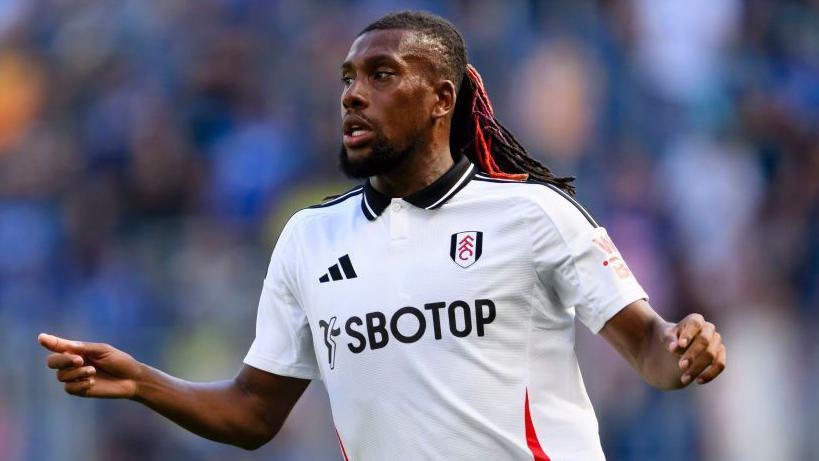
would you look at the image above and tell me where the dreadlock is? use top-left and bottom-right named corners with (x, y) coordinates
top-left (360, 11), bottom-right (576, 195)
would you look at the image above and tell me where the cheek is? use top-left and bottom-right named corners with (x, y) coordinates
top-left (375, 105), bottom-right (408, 138)
top-left (371, 80), bottom-right (432, 142)
top-left (382, 115), bottom-right (418, 148)
top-left (386, 92), bottom-right (428, 134)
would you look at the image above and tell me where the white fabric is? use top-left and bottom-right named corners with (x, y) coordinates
top-left (244, 176), bottom-right (648, 460)
top-left (244, 215), bottom-right (320, 380)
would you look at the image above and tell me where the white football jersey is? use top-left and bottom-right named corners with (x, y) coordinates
top-left (244, 156), bottom-right (648, 460)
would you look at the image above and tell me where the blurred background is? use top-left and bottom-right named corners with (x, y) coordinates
top-left (1, 0), bottom-right (817, 460)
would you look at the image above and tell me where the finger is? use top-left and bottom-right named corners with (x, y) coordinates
top-left (674, 314), bottom-right (705, 351)
top-left (681, 330), bottom-right (719, 385)
top-left (663, 326), bottom-right (679, 353)
top-left (38, 333), bottom-right (83, 354)
top-left (64, 378), bottom-right (95, 397)
top-left (74, 341), bottom-right (109, 358)
top-left (57, 366), bottom-right (96, 383)
top-left (39, 334), bottom-right (110, 360)
top-left (678, 323), bottom-right (715, 370)
top-left (696, 345), bottom-right (727, 384)
top-left (47, 353), bottom-right (84, 369)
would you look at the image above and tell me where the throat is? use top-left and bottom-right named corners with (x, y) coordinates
top-left (371, 146), bottom-right (454, 198)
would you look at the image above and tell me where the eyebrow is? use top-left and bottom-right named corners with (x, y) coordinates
top-left (341, 53), bottom-right (402, 72)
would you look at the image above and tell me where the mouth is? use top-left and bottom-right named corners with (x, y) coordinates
top-left (343, 116), bottom-right (375, 149)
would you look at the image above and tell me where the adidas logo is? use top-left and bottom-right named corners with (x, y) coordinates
top-left (319, 254), bottom-right (358, 283)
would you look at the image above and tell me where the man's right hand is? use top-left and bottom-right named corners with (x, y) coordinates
top-left (38, 332), bottom-right (310, 449)
top-left (39, 333), bottom-right (142, 399)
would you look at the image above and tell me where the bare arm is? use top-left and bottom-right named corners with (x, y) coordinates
top-left (133, 364), bottom-right (309, 449)
top-left (39, 334), bottom-right (309, 450)
top-left (599, 300), bottom-right (726, 390)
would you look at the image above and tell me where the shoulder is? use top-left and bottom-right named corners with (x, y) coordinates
top-left (305, 184), bottom-right (364, 210)
top-left (278, 184), bottom-right (363, 237)
top-left (471, 173), bottom-right (598, 232)
top-left (292, 183), bottom-right (363, 220)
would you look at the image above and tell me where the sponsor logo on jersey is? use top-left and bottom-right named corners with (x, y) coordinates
top-left (593, 235), bottom-right (632, 279)
top-left (317, 298), bottom-right (496, 370)
top-left (450, 231), bottom-right (483, 268)
top-left (318, 316), bottom-right (341, 369)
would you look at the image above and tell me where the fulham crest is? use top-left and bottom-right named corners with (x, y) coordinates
top-left (450, 231), bottom-right (483, 268)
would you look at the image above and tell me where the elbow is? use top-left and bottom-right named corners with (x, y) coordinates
top-left (237, 440), bottom-right (267, 451)
top-left (236, 433), bottom-right (273, 451)
top-left (236, 440), bottom-right (261, 451)
top-left (235, 424), bottom-right (282, 451)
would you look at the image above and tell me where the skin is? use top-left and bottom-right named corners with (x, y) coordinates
top-left (599, 300), bottom-right (726, 389)
top-left (341, 29), bottom-right (456, 196)
top-left (38, 334), bottom-right (308, 450)
top-left (39, 28), bottom-right (726, 451)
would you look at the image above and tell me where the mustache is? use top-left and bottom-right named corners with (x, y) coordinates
top-left (344, 112), bottom-right (380, 130)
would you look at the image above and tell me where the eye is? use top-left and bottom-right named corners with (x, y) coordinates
top-left (341, 76), bottom-right (354, 87)
top-left (373, 71), bottom-right (393, 81)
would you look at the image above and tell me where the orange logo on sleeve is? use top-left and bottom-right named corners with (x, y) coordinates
top-left (593, 235), bottom-right (632, 280)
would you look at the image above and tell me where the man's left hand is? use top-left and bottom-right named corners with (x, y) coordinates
top-left (665, 314), bottom-right (727, 386)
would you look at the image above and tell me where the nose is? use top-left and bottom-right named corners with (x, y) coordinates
top-left (342, 79), bottom-right (368, 111)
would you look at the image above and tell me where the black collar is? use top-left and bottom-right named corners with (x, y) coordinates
top-left (361, 155), bottom-right (477, 221)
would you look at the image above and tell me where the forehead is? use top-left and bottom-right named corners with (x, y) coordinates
top-left (343, 29), bottom-right (431, 67)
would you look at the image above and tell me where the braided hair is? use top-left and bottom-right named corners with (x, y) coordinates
top-left (360, 11), bottom-right (575, 195)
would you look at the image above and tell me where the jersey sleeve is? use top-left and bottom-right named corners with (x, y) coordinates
top-left (243, 216), bottom-right (320, 380)
top-left (528, 187), bottom-right (648, 333)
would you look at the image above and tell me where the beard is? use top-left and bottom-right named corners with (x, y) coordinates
top-left (339, 130), bottom-right (416, 179)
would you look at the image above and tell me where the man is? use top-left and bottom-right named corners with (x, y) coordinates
top-left (40, 11), bottom-right (726, 460)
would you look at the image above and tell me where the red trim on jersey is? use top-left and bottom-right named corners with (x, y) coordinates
top-left (336, 429), bottom-right (350, 461)
top-left (525, 388), bottom-right (551, 461)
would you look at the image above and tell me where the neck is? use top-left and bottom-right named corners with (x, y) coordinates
top-left (370, 137), bottom-right (454, 198)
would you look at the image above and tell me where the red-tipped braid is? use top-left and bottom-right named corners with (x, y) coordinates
top-left (466, 65), bottom-right (529, 181)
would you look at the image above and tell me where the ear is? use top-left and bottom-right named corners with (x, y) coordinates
top-left (431, 79), bottom-right (457, 119)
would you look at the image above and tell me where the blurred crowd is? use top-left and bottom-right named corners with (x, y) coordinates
top-left (1, 1), bottom-right (817, 460)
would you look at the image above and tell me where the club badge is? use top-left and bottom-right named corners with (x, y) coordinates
top-left (450, 231), bottom-right (483, 268)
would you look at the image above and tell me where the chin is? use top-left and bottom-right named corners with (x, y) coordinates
top-left (338, 138), bottom-right (412, 179)
top-left (344, 145), bottom-right (373, 162)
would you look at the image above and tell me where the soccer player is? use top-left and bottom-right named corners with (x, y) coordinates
top-left (40, 11), bottom-right (726, 460)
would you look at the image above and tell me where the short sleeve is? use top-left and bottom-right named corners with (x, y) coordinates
top-left (244, 216), bottom-right (319, 379)
top-left (529, 188), bottom-right (648, 333)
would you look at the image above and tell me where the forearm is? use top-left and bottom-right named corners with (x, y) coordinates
top-left (132, 364), bottom-right (273, 449)
top-left (602, 302), bottom-right (727, 390)
top-left (601, 302), bottom-right (687, 390)
top-left (636, 316), bottom-right (686, 390)
top-left (40, 334), bottom-right (308, 449)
